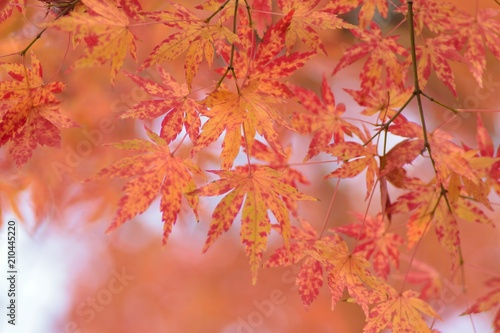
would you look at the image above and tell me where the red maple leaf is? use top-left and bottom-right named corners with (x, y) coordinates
top-left (0, 53), bottom-right (78, 166)
top-left (291, 74), bottom-right (362, 160)
top-left (462, 277), bottom-right (500, 333)
top-left (122, 67), bottom-right (202, 144)
top-left (334, 213), bottom-right (404, 280)
top-left (195, 165), bottom-right (316, 283)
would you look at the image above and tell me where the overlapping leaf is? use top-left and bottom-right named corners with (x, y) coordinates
top-left (245, 139), bottom-right (310, 218)
top-left (307, 237), bottom-right (386, 315)
top-left (0, 54), bottom-right (77, 166)
top-left (89, 127), bottom-right (203, 245)
top-left (333, 23), bottom-right (408, 90)
top-left (193, 12), bottom-right (314, 168)
top-left (194, 165), bottom-right (316, 284)
top-left (325, 140), bottom-right (378, 200)
top-left (390, 182), bottom-right (494, 265)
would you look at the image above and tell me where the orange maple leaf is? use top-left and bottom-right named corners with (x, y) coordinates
top-left (345, 83), bottom-right (413, 122)
top-left (334, 213), bottom-right (404, 280)
top-left (462, 277), bottom-right (500, 333)
top-left (454, 8), bottom-right (500, 87)
top-left (89, 127), bottom-right (203, 246)
top-left (0, 53), bottom-right (77, 166)
top-left (414, 34), bottom-right (461, 96)
top-left (265, 220), bottom-right (331, 308)
top-left (390, 181), bottom-right (494, 266)
top-left (324, 0), bottom-right (389, 29)
top-left (142, 2), bottom-right (238, 89)
top-left (364, 287), bottom-right (441, 333)
top-left (0, 0), bottom-right (24, 23)
top-left (45, 0), bottom-right (142, 83)
top-left (277, 0), bottom-right (351, 55)
top-left (122, 67), bottom-right (202, 144)
top-left (291, 74), bottom-right (362, 160)
top-left (306, 237), bottom-right (385, 315)
top-left (325, 140), bottom-right (378, 200)
top-left (192, 13), bottom-right (314, 168)
top-left (195, 165), bottom-right (316, 284)
top-left (333, 22), bottom-right (408, 90)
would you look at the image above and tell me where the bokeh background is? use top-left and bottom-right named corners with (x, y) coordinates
top-left (0, 0), bottom-right (499, 332)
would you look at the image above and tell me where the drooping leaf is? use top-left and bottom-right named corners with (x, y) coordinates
top-left (45, 0), bottom-right (142, 83)
top-left (122, 67), bottom-right (202, 143)
top-left (364, 287), bottom-right (441, 333)
top-left (462, 277), bottom-right (500, 333)
top-left (195, 165), bottom-right (317, 284)
top-left (89, 127), bottom-right (203, 246)
top-left (0, 53), bottom-right (78, 166)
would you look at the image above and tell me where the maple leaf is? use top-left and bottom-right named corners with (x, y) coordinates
top-left (193, 13), bottom-right (314, 169)
top-left (454, 9), bottom-right (500, 87)
top-left (290, 74), bottom-right (362, 161)
top-left (0, 0), bottom-right (24, 23)
top-left (192, 82), bottom-right (286, 169)
top-left (404, 258), bottom-right (446, 301)
top-left (334, 213), bottom-right (404, 280)
top-left (475, 114), bottom-right (500, 196)
top-left (364, 287), bottom-right (441, 333)
top-left (325, 140), bottom-right (378, 200)
top-left (345, 83), bottom-right (413, 122)
top-left (414, 34), bottom-right (461, 96)
top-left (388, 116), bottom-right (483, 187)
top-left (45, 0), bottom-right (142, 83)
top-left (221, 10), bottom-right (315, 92)
top-left (252, 0), bottom-right (272, 37)
top-left (122, 67), bottom-right (202, 144)
top-left (277, 0), bottom-right (351, 55)
top-left (89, 127), bottom-right (203, 246)
top-left (194, 165), bottom-right (317, 284)
top-left (389, 182), bottom-right (494, 266)
top-left (0, 53), bottom-right (78, 166)
top-left (265, 219), bottom-right (327, 308)
top-left (324, 0), bottom-right (389, 29)
top-left (396, 0), bottom-right (462, 34)
top-left (333, 22), bottom-right (409, 90)
top-left (462, 277), bottom-right (500, 333)
top-left (245, 139), bottom-right (310, 218)
top-left (142, 2), bottom-right (238, 89)
top-left (307, 237), bottom-right (386, 315)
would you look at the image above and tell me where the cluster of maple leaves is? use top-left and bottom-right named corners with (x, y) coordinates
top-left (1, 0), bottom-right (500, 332)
